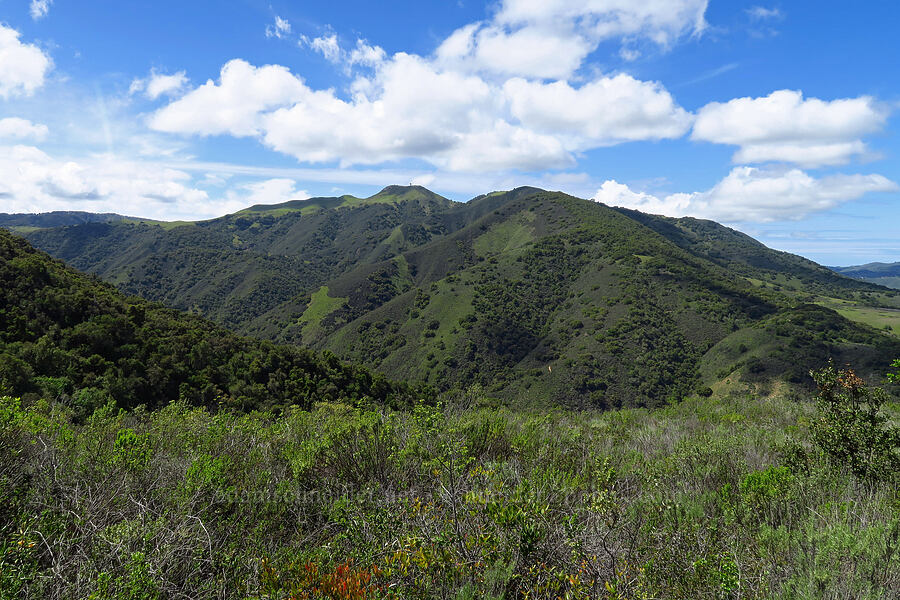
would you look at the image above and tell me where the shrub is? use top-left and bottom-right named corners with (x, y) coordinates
top-left (810, 361), bottom-right (899, 481)
top-left (740, 465), bottom-right (794, 510)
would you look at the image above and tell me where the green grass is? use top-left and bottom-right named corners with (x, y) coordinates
top-left (121, 218), bottom-right (195, 230)
top-left (237, 195), bottom-right (361, 217)
top-left (297, 285), bottom-right (348, 341)
top-left (699, 327), bottom-right (774, 382)
top-left (379, 225), bottom-right (407, 256)
top-left (6, 225), bottom-right (43, 233)
top-left (473, 214), bottom-right (535, 256)
top-left (816, 296), bottom-right (900, 336)
top-left (238, 186), bottom-right (444, 218)
top-left (247, 206), bottom-right (305, 217)
top-left (390, 254), bottom-right (412, 289)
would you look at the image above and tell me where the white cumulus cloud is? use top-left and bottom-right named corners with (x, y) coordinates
top-left (0, 118), bottom-right (48, 141)
top-left (435, 23), bottom-right (593, 80)
top-left (434, 0), bottom-right (707, 81)
top-left (0, 24), bottom-right (52, 98)
top-left (150, 48), bottom-right (692, 172)
top-left (147, 0), bottom-right (711, 173)
top-left (594, 166), bottom-right (897, 222)
top-left (692, 90), bottom-right (889, 167)
top-left (504, 75), bottom-right (692, 147)
top-left (149, 60), bottom-right (307, 137)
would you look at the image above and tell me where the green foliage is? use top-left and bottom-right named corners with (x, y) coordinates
top-left (740, 465), bottom-right (794, 510)
top-left (0, 228), bottom-right (427, 412)
top-left (889, 358), bottom-right (900, 383)
top-left (113, 428), bottom-right (152, 472)
top-left (2, 386), bottom-right (898, 599)
top-left (810, 362), bottom-right (899, 481)
top-left (89, 552), bottom-right (161, 600)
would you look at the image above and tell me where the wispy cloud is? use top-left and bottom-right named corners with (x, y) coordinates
top-left (266, 16), bottom-right (292, 40)
top-left (130, 69), bottom-right (189, 100)
top-left (30, 0), bottom-right (52, 21)
top-left (679, 62), bottom-right (739, 86)
top-left (746, 6), bottom-right (783, 21)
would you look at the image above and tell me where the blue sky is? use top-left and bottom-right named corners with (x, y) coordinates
top-left (1, 1), bottom-right (898, 265)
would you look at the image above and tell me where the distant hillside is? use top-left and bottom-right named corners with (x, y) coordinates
top-left (832, 262), bottom-right (900, 289)
top-left (0, 210), bottom-right (128, 231)
top-left (15, 186), bottom-right (900, 407)
top-left (616, 209), bottom-right (881, 296)
top-left (0, 228), bottom-right (422, 414)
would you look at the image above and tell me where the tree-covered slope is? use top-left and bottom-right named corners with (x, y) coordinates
top-left (0, 229), bottom-right (422, 414)
top-left (615, 208), bottom-right (885, 297)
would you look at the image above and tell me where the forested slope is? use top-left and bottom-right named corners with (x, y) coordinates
top-left (0, 229), bottom-right (423, 414)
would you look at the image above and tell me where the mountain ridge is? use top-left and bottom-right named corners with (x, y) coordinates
top-left (832, 261), bottom-right (900, 289)
top-left (8, 185), bottom-right (900, 407)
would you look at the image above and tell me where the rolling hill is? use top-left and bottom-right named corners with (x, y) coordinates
top-left (11, 186), bottom-right (900, 407)
top-left (832, 261), bottom-right (900, 290)
top-left (0, 211), bottom-right (129, 234)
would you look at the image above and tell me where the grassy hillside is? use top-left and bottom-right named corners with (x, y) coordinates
top-left (0, 229), bottom-right (423, 414)
top-left (15, 187), bottom-right (900, 408)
